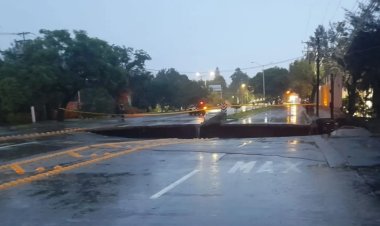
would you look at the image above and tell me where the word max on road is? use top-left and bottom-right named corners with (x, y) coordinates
top-left (228, 161), bottom-right (302, 174)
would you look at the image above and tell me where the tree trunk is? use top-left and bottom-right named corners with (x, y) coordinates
top-left (310, 83), bottom-right (317, 104)
top-left (56, 108), bottom-right (65, 122)
top-left (346, 82), bottom-right (357, 117)
top-left (373, 80), bottom-right (380, 118)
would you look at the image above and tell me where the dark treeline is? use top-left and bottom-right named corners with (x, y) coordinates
top-left (0, 30), bottom-right (208, 123)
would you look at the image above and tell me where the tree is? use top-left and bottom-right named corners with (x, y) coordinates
top-left (207, 67), bottom-right (227, 99)
top-left (228, 68), bottom-right (250, 95)
top-left (208, 67), bottom-right (227, 90)
top-left (288, 59), bottom-right (314, 99)
top-left (149, 68), bottom-right (207, 109)
top-left (344, 0), bottom-right (380, 117)
top-left (306, 25), bottom-right (330, 103)
top-left (129, 72), bottom-right (154, 110)
top-left (0, 29), bottom-right (151, 122)
top-left (249, 67), bottom-right (289, 102)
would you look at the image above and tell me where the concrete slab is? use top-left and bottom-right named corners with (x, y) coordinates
top-left (312, 136), bottom-right (347, 168)
top-left (331, 126), bottom-right (372, 137)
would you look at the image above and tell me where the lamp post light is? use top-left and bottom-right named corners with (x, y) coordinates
top-left (196, 72), bottom-right (206, 86)
top-left (209, 71), bottom-right (215, 79)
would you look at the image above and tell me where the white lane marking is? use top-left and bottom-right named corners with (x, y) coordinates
top-left (0, 142), bottom-right (38, 149)
top-left (256, 161), bottom-right (274, 173)
top-left (150, 169), bottom-right (200, 199)
top-left (238, 141), bottom-right (252, 148)
top-left (282, 162), bottom-right (301, 173)
top-left (228, 161), bottom-right (256, 174)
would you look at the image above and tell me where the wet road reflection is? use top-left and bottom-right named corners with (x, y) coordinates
top-left (230, 105), bottom-right (310, 125)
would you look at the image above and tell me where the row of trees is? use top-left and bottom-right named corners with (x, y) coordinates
top-left (0, 30), bottom-right (152, 122)
top-left (209, 63), bottom-right (313, 105)
top-left (0, 30), bottom-right (208, 123)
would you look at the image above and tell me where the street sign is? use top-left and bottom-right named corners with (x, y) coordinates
top-left (209, 85), bottom-right (222, 92)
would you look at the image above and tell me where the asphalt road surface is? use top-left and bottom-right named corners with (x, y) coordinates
top-left (119, 113), bottom-right (205, 126)
top-left (0, 113), bottom-right (205, 137)
top-left (228, 105), bottom-right (310, 125)
top-left (1, 133), bottom-right (379, 226)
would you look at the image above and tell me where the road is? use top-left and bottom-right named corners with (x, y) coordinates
top-left (228, 105), bottom-right (310, 125)
top-left (0, 113), bottom-right (205, 137)
top-left (1, 132), bottom-right (380, 226)
top-left (0, 111), bottom-right (212, 162)
top-left (120, 113), bottom-right (205, 126)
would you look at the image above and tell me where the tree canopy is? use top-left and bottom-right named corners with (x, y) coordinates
top-left (304, 0), bottom-right (380, 117)
top-left (149, 68), bottom-right (208, 109)
top-left (288, 59), bottom-right (314, 99)
top-left (228, 68), bottom-right (250, 93)
top-left (0, 30), bottom-right (211, 123)
top-left (249, 67), bottom-right (289, 102)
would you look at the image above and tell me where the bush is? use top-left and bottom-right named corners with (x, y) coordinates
top-left (6, 113), bottom-right (32, 124)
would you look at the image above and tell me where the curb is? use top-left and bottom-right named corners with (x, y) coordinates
top-left (0, 128), bottom-right (86, 142)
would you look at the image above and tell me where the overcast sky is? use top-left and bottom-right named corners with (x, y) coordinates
top-left (0, 0), bottom-right (358, 83)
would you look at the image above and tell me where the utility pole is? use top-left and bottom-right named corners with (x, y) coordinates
top-left (250, 61), bottom-right (265, 102)
top-left (316, 37), bottom-right (321, 117)
top-left (330, 73), bottom-right (335, 119)
top-left (0, 32), bottom-right (33, 41)
top-left (262, 69), bottom-right (265, 101)
top-left (18, 32), bottom-right (31, 42)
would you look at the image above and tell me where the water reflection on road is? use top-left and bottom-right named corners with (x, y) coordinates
top-left (230, 105), bottom-right (310, 125)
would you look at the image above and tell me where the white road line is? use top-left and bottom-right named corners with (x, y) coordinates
top-left (0, 141), bottom-right (38, 149)
top-left (238, 140), bottom-right (252, 148)
top-left (118, 125), bottom-right (130, 127)
top-left (150, 169), bottom-right (200, 199)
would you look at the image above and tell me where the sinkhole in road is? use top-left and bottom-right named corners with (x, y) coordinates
top-left (91, 123), bottom-right (319, 139)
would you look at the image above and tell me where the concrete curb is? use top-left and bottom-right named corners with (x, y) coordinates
top-left (0, 128), bottom-right (85, 142)
top-left (313, 136), bottom-right (347, 168)
top-left (302, 109), bottom-right (312, 124)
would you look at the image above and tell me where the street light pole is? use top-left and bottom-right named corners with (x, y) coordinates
top-left (316, 37), bottom-right (321, 117)
top-left (251, 61), bottom-right (265, 102)
top-left (330, 73), bottom-right (335, 119)
top-left (241, 83), bottom-right (246, 105)
top-left (262, 69), bottom-right (265, 101)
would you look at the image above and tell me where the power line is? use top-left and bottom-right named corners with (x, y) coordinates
top-left (329, 0), bottom-right (343, 22)
top-left (146, 56), bottom-right (304, 75)
top-left (304, 0), bottom-right (318, 39)
top-left (321, 0), bottom-right (335, 25)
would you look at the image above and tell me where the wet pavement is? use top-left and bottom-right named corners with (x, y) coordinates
top-left (1, 133), bottom-right (380, 226)
top-left (0, 132), bottom-right (130, 163)
top-left (227, 105), bottom-right (310, 125)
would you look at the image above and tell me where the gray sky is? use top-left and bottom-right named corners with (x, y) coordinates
top-left (0, 0), bottom-right (357, 83)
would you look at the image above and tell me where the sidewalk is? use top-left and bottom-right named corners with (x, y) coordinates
top-left (325, 127), bottom-right (380, 195)
top-left (307, 107), bottom-right (380, 167)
